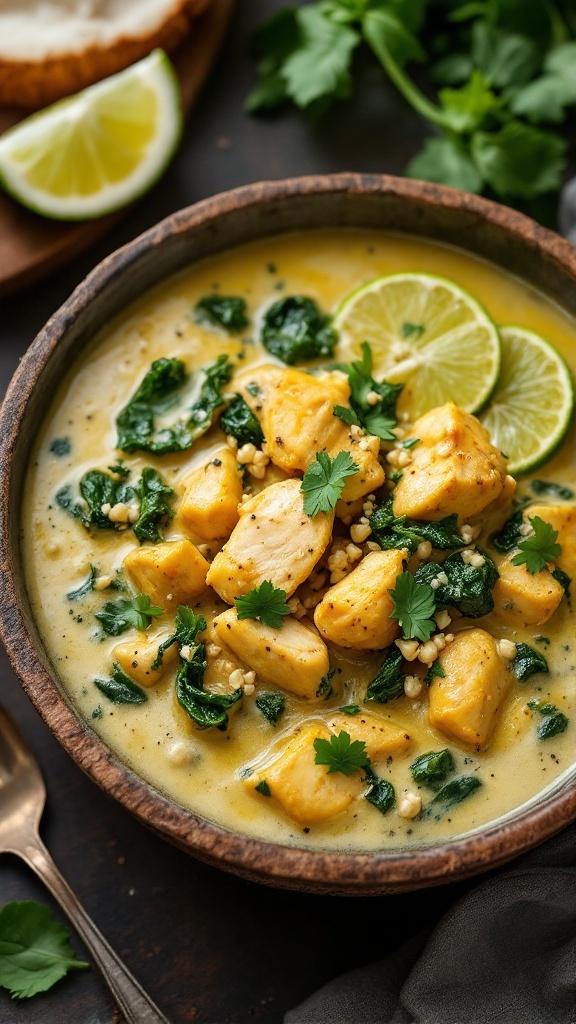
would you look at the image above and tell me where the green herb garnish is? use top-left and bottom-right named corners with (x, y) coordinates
top-left (424, 661), bottom-right (446, 685)
top-left (261, 295), bottom-right (337, 364)
top-left (364, 765), bottom-right (395, 815)
top-left (234, 580), bottom-right (291, 628)
top-left (420, 775), bottom-right (482, 821)
top-left (527, 699), bottom-right (569, 739)
top-left (95, 594), bottom-right (163, 636)
top-left (531, 479), bottom-right (574, 500)
top-left (133, 467), bottom-right (174, 544)
top-left (415, 549), bottom-right (499, 618)
top-left (49, 437), bottom-right (71, 457)
top-left (512, 516), bottom-right (561, 574)
top-left (332, 342), bottom-right (403, 441)
top-left (316, 669), bottom-right (336, 699)
top-left (0, 901), bottom-right (88, 999)
top-left (220, 394), bottom-right (264, 447)
top-left (151, 606), bottom-right (206, 670)
top-left (195, 294), bottom-right (249, 333)
top-left (365, 644), bottom-right (404, 704)
top-left (255, 691), bottom-right (286, 725)
top-left (66, 564), bottom-right (98, 601)
top-left (300, 450), bottom-right (358, 516)
top-left (94, 663), bottom-right (148, 705)
top-left (313, 730), bottom-right (370, 776)
top-left (176, 644), bottom-right (242, 731)
top-left (339, 704), bottom-right (360, 716)
top-left (255, 780), bottom-right (271, 796)
top-left (389, 570), bottom-right (436, 642)
top-left (512, 643), bottom-right (549, 683)
top-left (410, 749), bottom-right (455, 790)
top-left (370, 497), bottom-right (462, 553)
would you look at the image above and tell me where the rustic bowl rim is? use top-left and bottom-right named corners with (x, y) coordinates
top-left (1, 172), bottom-right (575, 895)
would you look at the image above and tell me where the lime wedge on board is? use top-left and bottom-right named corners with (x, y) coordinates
top-left (0, 50), bottom-right (182, 221)
top-left (481, 325), bottom-right (574, 474)
top-left (333, 272), bottom-right (501, 421)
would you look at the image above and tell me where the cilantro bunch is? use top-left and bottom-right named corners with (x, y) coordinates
top-left (248, 0), bottom-right (576, 220)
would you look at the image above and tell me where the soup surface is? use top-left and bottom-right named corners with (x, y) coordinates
top-left (23, 229), bottom-right (576, 852)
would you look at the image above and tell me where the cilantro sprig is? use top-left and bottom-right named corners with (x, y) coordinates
top-left (301, 450), bottom-right (359, 516)
top-left (247, 1), bottom-right (576, 218)
top-left (313, 730), bottom-right (370, 776)
top-left (234, 580), bottom-right (291, 628)
top-left (95, 594), bottom-right (163, 636)
top-left (389, 570), bottom-right (436, 642)
top-left (512, 516), bottom-right (561, 574)
top-left (0, 901), bottom-right (88, 999)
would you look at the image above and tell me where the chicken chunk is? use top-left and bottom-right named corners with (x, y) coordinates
top-left (124, 539), bottom-right (209, 609)
top-left (492, 555), bottom-right (564, 627)
top-left (177, 448), bottom-right (243, 541)
top-left (393, 403), bottom-right (509, 522)
top-left (429, 627), bottom-right (512, 748)
top-left (246, 723), bottom-right (362, 824)
top-left (524, 503), bottom-right (576, 576)
top-left (326, 711), bottom-right (411, 760)
top-left (206, 478), bottom-right (333, 604)
top-left (236, 364), bottom-right (385, 502)
top-left (113, 632), bottom-right (179, 687)
top-left (213, 608), bottom-right (330, 698)
top-left (314, 549), bottom-right (404, 650)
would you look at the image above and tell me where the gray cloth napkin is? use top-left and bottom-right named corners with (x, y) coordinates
top-left (287, 184), bottom-right (576, 1024)
top-left (286, 824), bottom-right (576, 1024)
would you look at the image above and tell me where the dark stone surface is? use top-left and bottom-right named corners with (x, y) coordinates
top-left (0, 3), bottom-right (473, 1021)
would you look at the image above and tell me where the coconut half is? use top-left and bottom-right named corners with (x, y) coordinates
top-left (0, 0), bottom-right (211, 109)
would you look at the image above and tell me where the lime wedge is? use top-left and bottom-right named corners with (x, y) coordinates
top-left (480, 325), bottom-right (574, 474)
top-left (333, 272), bottom-right (501, 421)
top-left (0, 50), bottom-right (182, 221)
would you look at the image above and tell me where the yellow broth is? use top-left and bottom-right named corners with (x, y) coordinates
top-left (22, 230), bottom-right (576, 851)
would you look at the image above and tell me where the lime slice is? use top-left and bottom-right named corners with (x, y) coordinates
top-left (333, 272), bottom-right (501, 421)
top-left (480, 325), bottom-right (574, 474)
top-left (0, 50), bottom-right (182, 221)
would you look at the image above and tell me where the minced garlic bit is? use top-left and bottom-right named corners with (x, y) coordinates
top-left (229, 667), bottom-right (256, 691)
top-left (435, 609), bottom-right (451, 630)
top-left (237, 442), bottom-right (257, 464)
top-left (350, 521), bottom-right (372, 544)
top-left (366, 390), bottom-right (380, 406)
top-left (350, 424), bottom-right (364, 439)
top-left (398, 791), bottom-right (422, 819)
top-left (519, 522), bottom-right (534, 537)
top-left (417, 640), bottom-right (439, 664)
top-left (386, 448), bottom-right (412, 468)
top-left (417, 540), bottom-right (432, 560)
top-left (107, 502), bottom-right (130, 524)
top-left (206, 643), bottom-right (222, 658)
top-left (404, 675), bottom-right (423, 698)
top-left (165, 742), bottom-right (194, 767)
top-left (180, 644), bottom-right (193, 662)
top-left (460, 522), bottom-right (481, 544)
top-left (496, 638), bottom-right (518, 660)
top-left (288, 596), bottom-right (307, 620)
top-left (396, 638), bottom-right (419, 661)
top-left (93, 574), bottom-right (113, 591)
top-left (461, 548), bottom-right (485, 568)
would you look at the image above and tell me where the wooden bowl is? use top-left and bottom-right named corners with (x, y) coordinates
top-left (1, 174), bottom-right (575, 895)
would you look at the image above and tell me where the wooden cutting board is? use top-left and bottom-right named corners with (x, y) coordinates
top-left (0, 0), bottom-right (235, 298)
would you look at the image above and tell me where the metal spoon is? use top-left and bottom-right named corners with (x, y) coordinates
top-left (0, 705), bottom-right (171, 1024)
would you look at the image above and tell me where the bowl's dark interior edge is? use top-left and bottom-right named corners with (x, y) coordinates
top-left (2, 174), bottom-right (576, 893)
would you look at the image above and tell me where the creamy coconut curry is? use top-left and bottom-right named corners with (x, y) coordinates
top-left (23, 230), bottom-right (576, 851)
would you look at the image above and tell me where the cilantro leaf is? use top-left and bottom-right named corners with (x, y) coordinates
top-left (282, 5), bottom-right (360, 108)
top-left (94, 663), bottom-right (148, 706)
top-left (471, 121), bottom-right (567, 199)
top-left (527, 699), bottom-right (569, 740)
top-left (407, 136), bottom-right (484, 193)
top-left (439, 71), bottom-right (500, 134)
top-left (195, 294), bottom-right (249, 333)
top-left (152, 606), bottom-right (207, 670)
top-left (255, 691), bottom-right (286, 725)
top-left (333, 342), bottom-right (403, 441)
top-left (389, 570), bottom-right (436, 642)
top-left (510, 42), bottom-right (576, 123)
top-left (301, 450), bottom-right (359, 516)
top-left (95, 594), bottom-right (163, 636)
top-left (313, 730), bottom-right (370, 776)
top-left (245, 8), bottom-right (300, 113)
top-left (234, 580), bottom-right (291, 628)
top-left (0, 901), bottom-right (88, 999)
top-left (470, 22), bottom-right (542, 90)
top-left (511, 515), bottom-right (561, 573)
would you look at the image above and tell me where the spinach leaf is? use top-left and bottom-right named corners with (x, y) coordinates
top-left (415, 549), bottom-right (499, 618)
top-left (152, 607), bottom-right (207, 670)
top-left (255, 780), bottom-right (271, 796)
top-left (365, 645), bottom-right (404, 704)
top-left (255, 690), bottom-right (286, 725)
top-left (527, 699), bottom-right (569, 739)
top-left (552, 566), bottom-right (572, 595)
top-left (195, 295), bottom-right (249, 333)
top-left (492, 508), bottom-right (525, 553)
top-left (425, 661), bottom-right (445, 685)
top-left (133, 468), bottom-right (174, 543)
top-left (220, 394), bottom-right (264, 447)
top-left (116, 355), bottom-right (233, 454)
top-left (410, 749), bottom-right (455, 790)
top-left (261, 296), bottom-right (337, 364)
top-left (513, 643), bottom-right (549, 683)
top-left (420, 775), bottom-right (482, 821)
top-left (176, 645), bottom-right (242, 730)
top-left (316, 668), bottom-right (337, 699)
top-left (364, 766), bottom-right (395, 815)
top-left (94, 663), bottom-right (148, 705)
top-left (56, 470), bottom-right (134, 530)
top-left (370, 498), bottom-right (462, 553)
top-left (67, 565), bottom-right (97, 601)
top-left (49, 437), bottom-right (71, 457)
top-left (333, 342), bottom-right (403, 441)
top-left (530, 479), bottom-right (574, 501)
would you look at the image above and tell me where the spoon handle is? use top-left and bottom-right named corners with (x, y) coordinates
top-left (18, 835), bottom-right (172, 1024)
